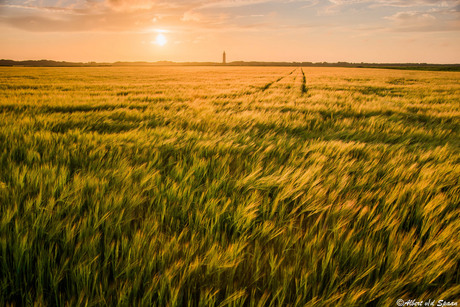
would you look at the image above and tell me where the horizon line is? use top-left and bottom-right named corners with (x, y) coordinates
top-left (1, 59), bottom-right (460, 66)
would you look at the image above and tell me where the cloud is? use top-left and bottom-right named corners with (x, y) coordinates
top-left (322, 0), bottom-right (460, 13)
top-left (374, 0), bottom-right (460, 7)
top-left (1, 0), bottom-right (459, 33)
top-left (330, 0), bottom-right (460, 6)
top-left (0, 0), bottom-right (175, 32)
top-left (105, 0), bottom-right (155, 11)
top-left (0, 0), bottom-right (294, 32)
top-left (181, 11), bottom-right (202, 22)
top-left (386, 10), bottom-right (436, 23)
top-left (385, 9), bottom-right (460, 31)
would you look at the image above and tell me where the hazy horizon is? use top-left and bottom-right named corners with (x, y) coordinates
top-left (2, 58), bottom-right (460, 65)
top-left (1, 0), bottom-right (459, 64)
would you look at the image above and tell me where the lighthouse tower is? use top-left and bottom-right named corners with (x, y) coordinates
top-left (223, 51), bottom-right (226, 64)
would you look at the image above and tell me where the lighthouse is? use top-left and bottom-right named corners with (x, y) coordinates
top-left (223, 51), bottom-right (226, 64)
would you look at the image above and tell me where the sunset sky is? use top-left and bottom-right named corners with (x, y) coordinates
top-left (1, 0), bottom-right (459, 63)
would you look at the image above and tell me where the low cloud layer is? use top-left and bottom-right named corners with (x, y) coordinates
top-left (1, 0), bottom-right (459, 32)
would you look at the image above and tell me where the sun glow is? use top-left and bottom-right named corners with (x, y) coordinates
top-left (154, 33), bottom-right (167, 46)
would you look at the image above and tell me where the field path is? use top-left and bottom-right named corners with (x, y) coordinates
top-left (300, 68), bottom-right (307, 95)
top-left (258, 68), bottom-right (298, 92)
top-left (249, 67), bottom-right (302, 100)
top-left (208, 67), bottom-right (302, 113)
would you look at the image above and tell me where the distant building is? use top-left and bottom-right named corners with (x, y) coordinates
top-left (223, 51), bottom-right (226, 64)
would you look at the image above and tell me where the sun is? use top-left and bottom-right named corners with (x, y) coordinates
top-left (155, 34), bottom-right (167, 46)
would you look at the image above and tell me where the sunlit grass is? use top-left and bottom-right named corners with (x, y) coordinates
top-left (0, 66), bottom-right (459, 305)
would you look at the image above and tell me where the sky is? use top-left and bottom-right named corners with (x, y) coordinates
top-left (0, 0), bottom-right (459, 63)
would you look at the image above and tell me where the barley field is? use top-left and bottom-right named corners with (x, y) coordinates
top-left (0, 66), bottom-right (459, 306)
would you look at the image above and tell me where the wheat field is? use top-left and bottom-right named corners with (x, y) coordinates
top-left (0, 66), bottom-right (459, 306)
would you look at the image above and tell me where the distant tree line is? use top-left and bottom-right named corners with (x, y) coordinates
top-left (0, 60), bottom-right (111, 67)
top-left (1, 59), bottom-right (459, 71)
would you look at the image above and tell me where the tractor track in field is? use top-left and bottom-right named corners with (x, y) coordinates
top-left (259, 68), bottom-right (298, 92)
top-left (213, 67), bottom-right (302, 101)
top-left (300, 68), bottom-right (307, 95)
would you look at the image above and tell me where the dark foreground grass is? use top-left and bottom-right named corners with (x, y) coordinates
top-left (0, 67), bottom-right (459, 306)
